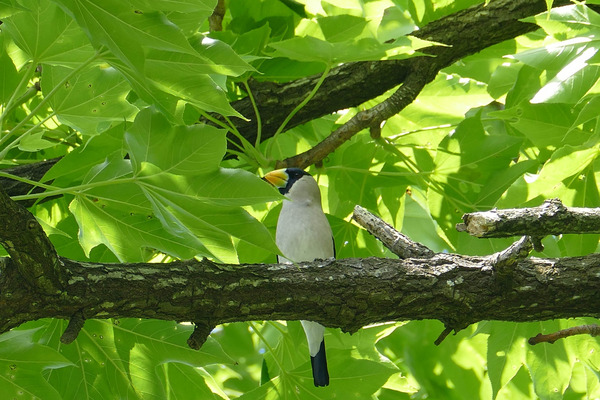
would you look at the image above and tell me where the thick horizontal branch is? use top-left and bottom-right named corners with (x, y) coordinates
top-left (457, 199), bottom-right (600, 238)
top-left (1, 252), bottom-right (599, 338)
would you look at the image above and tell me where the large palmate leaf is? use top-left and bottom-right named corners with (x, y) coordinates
top-left (53, 0), bottom-right (250, 119)
top-left (428, 106), bottom-right (523, 237)
top-left (31, 318), bottom-right (233, 399)
top-left (65, 108), bottom-right (279, 262)
top-left (2, 0), bottom-right (95, 65)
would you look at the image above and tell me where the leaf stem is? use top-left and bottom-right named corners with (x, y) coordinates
top-left (8, 175), bottom-right (137, 202)
top-left (0, 61), bottom-right (37, 132)
top-left (266, 64), bottom-right (331, 157)
top-left (242, 80), bottom-right (263, 147)
top-left (0, 52), bottom-right (100, 157)
top-left (248, 321), bottom-right (285, 372)
top-left (0, 111), bottom-right (57, 159)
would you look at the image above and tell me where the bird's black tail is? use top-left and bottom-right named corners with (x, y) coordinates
top-left (310, 340), bottom-right (329, 387)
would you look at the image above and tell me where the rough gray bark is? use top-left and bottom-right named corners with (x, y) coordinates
top-left (1, 252), bottom-right (599, 338)
top-left (1, 184), bottom-right (600, 347)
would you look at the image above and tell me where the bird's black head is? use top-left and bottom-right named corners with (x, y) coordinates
top-left (281, 168), bottom-right (310, 195)
top-left (263, 168), bottom-right (311, 195)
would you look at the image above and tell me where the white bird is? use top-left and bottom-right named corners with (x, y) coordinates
top-left (263, 168), bottom-right (334, 387)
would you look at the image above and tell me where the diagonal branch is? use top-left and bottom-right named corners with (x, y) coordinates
top-left (352, 204), bottom-right (434, 258)
top-left (276, 65), bottom-right (435, 169)
top-left (265, 0), bottom-right (570, 167)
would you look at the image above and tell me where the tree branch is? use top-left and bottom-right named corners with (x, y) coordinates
top-left (457, 198), bottom-right (600, 238)
top-left (276, 66), bottom-right (435, 169)
top-left (0, 187), bottom-right (65, 294)
top-left (352, 205), bottom-right (434, 258)
top-left (1, 188), bottom-right (600, 347)
top-left (1, 252), bottom-right (599, 338)
top-left (529, 324), bottom-right (600, 345)
top-left (264, 0), bottom-right (570, 167)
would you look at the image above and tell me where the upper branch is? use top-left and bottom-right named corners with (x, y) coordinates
top-left (229, 0), bottom-right (570, 155)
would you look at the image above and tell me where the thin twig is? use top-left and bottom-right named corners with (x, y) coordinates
top-left (529, 324), bottom-right (600, 345)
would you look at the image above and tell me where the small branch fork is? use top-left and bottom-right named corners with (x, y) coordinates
top-left (456, 198), bottom-right (600, 238)
top-left (352, 200), bottom-right (600, 346)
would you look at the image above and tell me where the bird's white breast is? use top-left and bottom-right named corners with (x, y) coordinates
top-left (276, 199), bottom-right (334, 263)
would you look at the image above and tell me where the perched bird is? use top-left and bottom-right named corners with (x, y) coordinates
top-left (263, 168), bottom-right (334, 387)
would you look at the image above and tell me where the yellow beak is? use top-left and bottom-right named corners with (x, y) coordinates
top-left (263, 169), bottom-right (288, 189)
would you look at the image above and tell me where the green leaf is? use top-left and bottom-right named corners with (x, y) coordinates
top-left (526, 321), bottom-right (572, 400)
top-left (531, 54), bottom-right (600, 104)
top-left (53, 0), bottom-right (194, 70)
top-left (428, 106), bottom-right (522, 234)
top-left (42, 123), bottom-right (127, 184)
top-left (384, 72), bottom-right (492, 132)
top-left (54, 0), bottom-right (244, 118)
top-left (0, 33), bottom-right (21, 103)
top-left (125, 108), bottom-right (227, 176)
top-left (522, 144), bottom-right (600, 204)
top-left (0, 327), bottom-right (73, 400)
top-left (486, 322), bottom-right (528, 399)
top-left (491, 102), bottom-right (586, 149)
top-left (42, 64), bottom-right (138, 134)
top-left (2, 0), bottom-right (95, 65)
top-left (317, 15), bottom-right (368, 43)
top-left (113, 319), bottom-right (233, 398)
top-left (377, 6), bottom-right (417, 42)
top-left (130, 0), bottom-right (216, 14)
top-left (269, 35), bottom-right (428, 65)
top-left (17, 130), bottom-right (56, 151)
top-left (69, 160), bottom-right (203, 261)
top-left (139, 174), bottom-right (279, 262)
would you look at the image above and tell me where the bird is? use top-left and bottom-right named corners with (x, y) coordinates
top-left (263, 167), bottom-right (334, 387)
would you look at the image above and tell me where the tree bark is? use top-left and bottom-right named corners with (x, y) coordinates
top-left (1, 252), bottom-right (599, 337)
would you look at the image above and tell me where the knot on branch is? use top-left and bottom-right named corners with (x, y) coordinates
top-left (187, 321), bottom-right (216, 350)
top-left (60, 311), bottom-right (86, 344)
top-left (488, 236), bottom-right (533, 275)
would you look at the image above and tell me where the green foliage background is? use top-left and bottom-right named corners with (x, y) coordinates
top-left (1, 0), bottom-right (600, 398)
